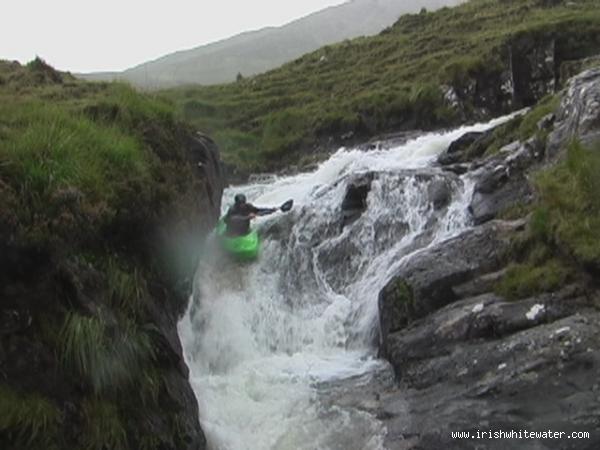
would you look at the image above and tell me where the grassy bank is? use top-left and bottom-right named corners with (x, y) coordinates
top-left (0, 59), bottom-right (208, 449)
top-left (160, 0), bottom-right (600, 173)
top-left (497, 141), bottom-right (600, 300)
top-left (0, 59), bottom-right (183, 244)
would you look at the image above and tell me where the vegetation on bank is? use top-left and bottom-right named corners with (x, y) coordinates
top-left (0, 59), bottom-right (184, 243)
top-left (497, 141), bottom-right (600, 300)
top-left (0, 59), bottom-right (201, 449)
top-left (160, 0), bottom-right (600, 172)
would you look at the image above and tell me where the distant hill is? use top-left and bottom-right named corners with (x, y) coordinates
top-left (78, 0), bottom-right (464, 88)
top-left (161, 0), bottom-right (600, 173)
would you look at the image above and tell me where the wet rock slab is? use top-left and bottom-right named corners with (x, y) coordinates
top-left (379, 299), bottom-right (600, 450)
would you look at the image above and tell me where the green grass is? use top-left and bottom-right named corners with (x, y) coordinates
top-left (0, 101), bottom-right (149, 204)
top-left (0, 384), bottom-right (62, 447)
top-left (0, 60), bottom-right (200, 450)
top-left (496, 141), bottom-right (600, 299)
top-left (159, 0), bottom-right (600, 172)
top-left (517, 94), bottom-right (561, 140)
top-left (496, 259), bottom-right (572, 300)
top-left (481, 93), bottom-right (560, 157)
top-left (535, 141), bottom-right (600, 269)
top-left (106, 258), bottom-right (146, 316)
top-left (59, 312), bottom-right (156, 394)
top-left (82, 398), bottom-right (128, 450)
top-left (0, 60), bottom-right (199, 251)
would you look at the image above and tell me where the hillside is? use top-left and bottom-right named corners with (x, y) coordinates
top-left (79, 0), bottom-right (463, 88)
top-left (0, 59), bottom-right (222, 449)
top-left (161, 0), bottom-right (600, 175)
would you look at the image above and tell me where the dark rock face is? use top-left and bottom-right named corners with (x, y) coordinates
top-left (468, 137), bottom-right (543, 224)
top-left (547, 68), bottom-right (600, 159)
top-left (341, 173), bottom-right (374, 229)
top-left (511, 35), bottom-right (556, 107)
top-left (438, 129), bottom-right (495, 165)
top-left (449, 33), bottom-right (600, 118)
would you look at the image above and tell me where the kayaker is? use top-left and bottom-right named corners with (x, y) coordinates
top-left (224, 194), bottom-right (276, 236)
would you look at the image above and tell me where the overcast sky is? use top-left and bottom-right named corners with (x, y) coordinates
top-left (2, 0), bottom-right (348, 73)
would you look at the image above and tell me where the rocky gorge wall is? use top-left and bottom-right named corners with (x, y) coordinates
top-left (377, 67), bottom-right (600, 449)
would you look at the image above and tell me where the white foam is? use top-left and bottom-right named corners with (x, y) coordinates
top-left (526, 304), bottom-right (545, 321)
top-left (180, 112), bottom-right (522, 449)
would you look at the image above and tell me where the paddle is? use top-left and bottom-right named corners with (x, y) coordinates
top-left (255, 199), bottom-right (294, 216)
top-left (280, 199), bottom-right (294, 212)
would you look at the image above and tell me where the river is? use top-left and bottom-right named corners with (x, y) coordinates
top-left (178, 114), bottom-right (518, 450)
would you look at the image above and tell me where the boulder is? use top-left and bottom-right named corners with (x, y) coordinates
top-left (379, 288), bottom-right (600, 450)
top-left (341, 173), bottom-right (374, 229)
top-left (547, 68), bottom-right (600, 158)
top-left (468, 137), bottom-right (544, 224)
top-left (438, 130), bottom-right (493, 165)
top-left (378, 220), bottom-right (524, 357)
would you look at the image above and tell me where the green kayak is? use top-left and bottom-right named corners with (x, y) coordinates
top-left (215, 219), bottom-right (259, 261)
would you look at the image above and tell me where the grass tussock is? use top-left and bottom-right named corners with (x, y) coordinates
top-left (0, 384), bottom-right (62, 447)
top-left (0, 101), bottom-right (149, 204)
top-left (0, 59), bottom-right (198, 253)
top-left (106, 258), bottom-right (146, 316)
top-left (59, 312), bottom-right (156, 394)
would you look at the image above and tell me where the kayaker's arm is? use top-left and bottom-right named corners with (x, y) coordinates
top-left (245, 203), bottom-right (276, 217)
top-left (254, 207), bottom-right (277, 216)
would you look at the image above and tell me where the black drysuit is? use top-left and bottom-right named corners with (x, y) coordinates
top-left (224, 203), bottom-right (275, 236)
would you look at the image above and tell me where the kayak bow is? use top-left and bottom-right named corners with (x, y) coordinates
top-left (216, 219), bottom-right (259, 261)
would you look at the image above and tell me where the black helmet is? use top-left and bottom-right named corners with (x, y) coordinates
top-left (234, 193), bottom-right (246, 204)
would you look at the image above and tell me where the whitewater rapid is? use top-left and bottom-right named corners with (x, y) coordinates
top-left (178, 114), bottom-right (520, 450)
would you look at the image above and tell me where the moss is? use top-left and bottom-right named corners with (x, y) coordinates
top-left (495, 259), bottom-right (572, 300)
top-left (497, 201), bottom-right (533, 221)
top-left (389, 279), bottom-right (416, 325)
top-left (483, 115), bottom-right (523, 156)
top-left (105, 257), bottom-right (146, 316)
top-left (482, 94), bottom-right (560, 157)
top-left (392, 279), bottom-right (414, 306)
top-left (0, 384), bottom-right (62, 448)
top-left (518, 94), bottom-right (560, 140)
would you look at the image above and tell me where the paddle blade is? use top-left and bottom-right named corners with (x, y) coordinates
top-left (280, 199), bottom-right (294, 212)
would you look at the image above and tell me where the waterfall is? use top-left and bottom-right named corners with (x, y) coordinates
top-left (178, 113), bottom-right (519, 450)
